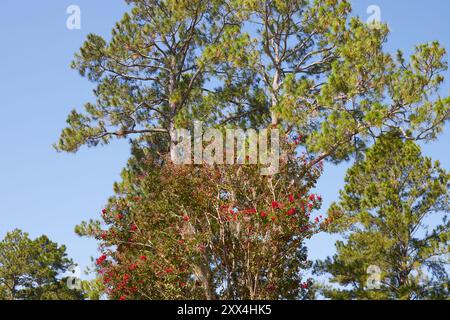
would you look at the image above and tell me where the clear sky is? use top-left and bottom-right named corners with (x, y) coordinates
top-left (0, 0), bottom-right (449, 274)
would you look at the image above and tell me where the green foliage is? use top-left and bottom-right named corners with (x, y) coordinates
top-left (56, 0), bottom-right (450, 300)
top-left (80, 278), bottom-right (105, 300)
top-left (315, 133), bottom-right (450, 300)
top-left (0, 229), bottom-right (85, 300)
top-left (55, 0), bottom-right (249, 153)
top-left (57, 0), bottom-right (450, 169)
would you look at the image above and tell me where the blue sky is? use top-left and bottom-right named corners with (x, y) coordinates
top-left (0, 0), bottom-right (449, 275)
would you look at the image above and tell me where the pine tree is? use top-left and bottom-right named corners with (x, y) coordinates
top-left (210, 0), bottom-right (450, 166)
top-left (315, 133), bottom-right (449, 300)
top-left (56, 0), bottom-right (450, 161)
top-left (54, 0), bottom-right (255, 156)
top-left (0, 229), bottom-right (85, 300)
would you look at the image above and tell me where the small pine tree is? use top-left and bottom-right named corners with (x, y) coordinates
top-left (315, 133), bottom-right (449, 300)
top-left (0, 229), bottom-right (85, 300)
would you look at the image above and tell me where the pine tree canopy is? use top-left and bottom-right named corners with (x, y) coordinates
top-left (55, 0), bottom-right (449, 169)
top-left (316, 132), bottom-right (449, 300)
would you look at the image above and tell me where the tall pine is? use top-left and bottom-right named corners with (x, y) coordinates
top-left (316, 132), bottom-right (449, 300)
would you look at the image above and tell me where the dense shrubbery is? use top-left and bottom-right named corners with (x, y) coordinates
top-left (76, 140), bottom-right (329, 300)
